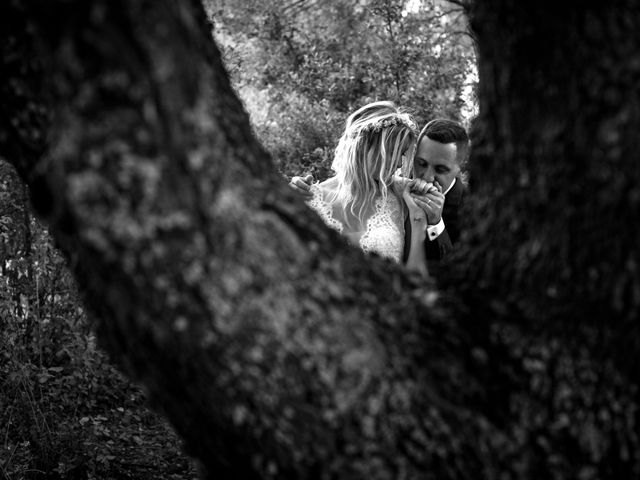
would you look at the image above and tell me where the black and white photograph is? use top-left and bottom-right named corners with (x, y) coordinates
top-left (1, 0), bottom-right (639, 478)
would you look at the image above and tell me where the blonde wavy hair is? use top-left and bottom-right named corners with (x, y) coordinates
top-left (329, 101), bottom-right (417, 227)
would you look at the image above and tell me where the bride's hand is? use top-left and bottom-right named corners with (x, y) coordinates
top-left (391, 174), bottom-right (411, 197)
top-left (408, 178), bottom-right (438, 195)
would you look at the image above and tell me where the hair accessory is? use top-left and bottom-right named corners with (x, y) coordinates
top-left (348, 114), bottom-right (417, 138)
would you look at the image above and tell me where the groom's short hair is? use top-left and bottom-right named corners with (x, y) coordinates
top-left (420, 119), bottom-right (470, 167)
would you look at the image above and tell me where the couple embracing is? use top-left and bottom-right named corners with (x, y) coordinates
top-left (289, 101), bottom-right (469, 277)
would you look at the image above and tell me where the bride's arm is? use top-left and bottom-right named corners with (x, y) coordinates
top-left (402, 184), bottom-right (429, 278)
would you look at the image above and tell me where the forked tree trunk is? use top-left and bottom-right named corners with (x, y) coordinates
top-left (1, 0), bottom-right (639, 478)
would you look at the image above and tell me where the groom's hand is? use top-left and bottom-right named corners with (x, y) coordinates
top-left (288, 174), bottom-right (314, 198)
top-left (413, 187), bottom-right (445, 225)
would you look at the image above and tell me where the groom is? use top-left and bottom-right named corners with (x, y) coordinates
top-left (408, 118), bottom-right (469, 264)
top-left (289, 118), bottom-right (470, 265)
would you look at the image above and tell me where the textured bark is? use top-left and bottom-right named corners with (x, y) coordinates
top-left (442, 1), bottom-right (640, 477)
top-left (1, 0), bottom-right (639, 479)
top-left (459, 0), bottom-right (640, 322)
top-left (0, 1), bottom-right (482, 478)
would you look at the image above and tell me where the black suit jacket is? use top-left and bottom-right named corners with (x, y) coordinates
top-left (403, 178), bottom-right (465, 263)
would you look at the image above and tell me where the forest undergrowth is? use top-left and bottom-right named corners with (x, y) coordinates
top-left (0, 216), bottom-right (198, 480)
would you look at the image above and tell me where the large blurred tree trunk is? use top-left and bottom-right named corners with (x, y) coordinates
top-left (448, 1), bottom-right (640, 477)
top-left (461, 0), bottom-right (640, 323)
top-left (1, 0), bottom-right (639, 479)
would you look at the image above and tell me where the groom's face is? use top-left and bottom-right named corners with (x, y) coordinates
top-left (413, 136), bottom-right (460, 192)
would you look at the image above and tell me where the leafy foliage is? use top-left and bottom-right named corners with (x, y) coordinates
top-left (0, 162), bottom-right (197, 479)
top-left (205, 0), bottom-right (477, 178)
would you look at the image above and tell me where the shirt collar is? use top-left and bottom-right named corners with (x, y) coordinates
top-left (443, 177), bottom-right (456, 195)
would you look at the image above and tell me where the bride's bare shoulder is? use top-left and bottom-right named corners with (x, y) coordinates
top-left (318, 176), bottom-right (339, 187)
top-left (314, 176), bottom-right (339, 196)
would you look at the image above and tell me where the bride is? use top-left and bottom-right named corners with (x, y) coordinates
top-left (306, 101), bottom-right (431, 276)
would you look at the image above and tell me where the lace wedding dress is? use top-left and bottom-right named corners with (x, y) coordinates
top-left (307, 184), bottom-right (405, 263)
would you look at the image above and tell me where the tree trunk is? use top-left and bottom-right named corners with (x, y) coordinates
top-left (1, 0), bottom-right (639, 478)
top-left (461, 0), bottom-right (640, 322)
top-left (448, 1), bottom-right (640, 476)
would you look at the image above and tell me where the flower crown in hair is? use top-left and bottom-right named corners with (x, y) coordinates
top-left (349, 114), bottom-right (418, 138)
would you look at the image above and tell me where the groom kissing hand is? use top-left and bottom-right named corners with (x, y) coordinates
top-left (288, 118), bottom-right (470, 269)
top-left (405, 118), bottom-right (470, 266)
